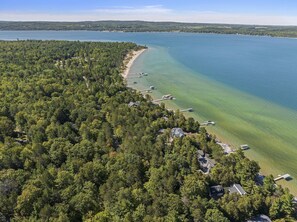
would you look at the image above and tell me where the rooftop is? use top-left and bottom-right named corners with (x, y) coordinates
top-left (209, 185), bottom-right (224, 199)
top-left (247, 214), bottom-right (272, 222)
top-left (171, 128), bottom-right (185, 138)
top-left (229, 184), bottom-right (246, 196)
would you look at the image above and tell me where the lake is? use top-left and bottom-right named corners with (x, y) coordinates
top-left (1, 31), bottom-right (297, 194)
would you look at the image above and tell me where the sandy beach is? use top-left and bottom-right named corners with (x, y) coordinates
top-left (122, 48), bottom-right (147, 79)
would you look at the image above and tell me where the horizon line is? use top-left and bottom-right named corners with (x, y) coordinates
top-left (1, 20), bottom-right (297, 27)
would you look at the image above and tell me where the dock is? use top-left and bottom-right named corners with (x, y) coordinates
top-left (181, 108), bottom-right (193, 112)
top-left (201, 120), bottom-right (215, 126)
top-left (152, 98), bottom-right (164, 103)
top-left (162, 94), bottom-right (174, 100)
top-left (274, 174), bottom-right (291, 182)
top-left (140, 89), bottom-right (152, 93)
top-left (153, 94), bottom-right (175, 103)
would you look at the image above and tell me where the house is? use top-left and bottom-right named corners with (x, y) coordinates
top-left (171, 128), bottom-right (185, 138)
top-left (247, 214), bottom-right (272, 222)
top-left (158, 129), bottom-right (165, 134)
top-left (198, 150), bottom-right (216, 174)
top-left (228, 184), bottom-right (246, 196)
top-left (128, 101), bottom-right (140, 107)
top-left (209, 185), bottom-right (224, 199)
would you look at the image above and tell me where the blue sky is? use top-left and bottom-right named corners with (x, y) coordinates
top-left (1, 0), bottom-right (297, 25)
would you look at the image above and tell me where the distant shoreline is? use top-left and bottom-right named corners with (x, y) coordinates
top-left (2, 21), bottom-right (297, 38)
top-left (121, 48), bottom-right (147, 79)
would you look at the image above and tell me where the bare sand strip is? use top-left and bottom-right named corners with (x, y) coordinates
top-left (122, 48), bottom-right (147, 79)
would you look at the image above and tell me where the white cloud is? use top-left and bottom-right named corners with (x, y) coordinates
top-left (1, 6), bottom-right (297, 26)
top-left (90, 5), bottom-right (172, 20)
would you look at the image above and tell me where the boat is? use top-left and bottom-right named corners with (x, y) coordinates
top-left (240, 144), bottom-right (249, 150)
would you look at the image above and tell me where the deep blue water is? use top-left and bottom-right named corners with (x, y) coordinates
top-left (1, 31), bottom-right (297, 111)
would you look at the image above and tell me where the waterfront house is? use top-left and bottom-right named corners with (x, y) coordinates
top-left (209, 185), bottom-right (224, 199)
top-left (198, 150), bottom-right (216, 174)
top-left (228, 184), bottom-right (246, 196)
top-left (247, 214), bottom-right (272, 222)
top-left (171, 128), bottom-right (185, 138)
top-left (128, 101), bottom-right (140, 107)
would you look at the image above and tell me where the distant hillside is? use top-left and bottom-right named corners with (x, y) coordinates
top-left (1, 20), bottom-right (297, 37)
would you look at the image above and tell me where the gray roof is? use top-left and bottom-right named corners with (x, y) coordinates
top-left (210, 185), bottom-right (224, 198)
top-left (198, 153), bottom-right (216, 174)
top-left (229, 184), bottom-right (246, 196)
top-left (247, 215), bottom-right (271, 222)
top-left (171, 128), bottom-right (185, 138)
top-left (128, 101), bottom-right (140, 107)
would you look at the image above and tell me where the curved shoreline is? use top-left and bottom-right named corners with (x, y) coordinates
top-left (124, 47), bottom-right (297, 196)
top-left (121, 48), bottom-right (147, 79)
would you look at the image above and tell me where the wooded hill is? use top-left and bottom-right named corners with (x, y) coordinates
top-left (1, 21), bottom-right (297, 37)
top-left (0, 40), bottom-right (296, 221)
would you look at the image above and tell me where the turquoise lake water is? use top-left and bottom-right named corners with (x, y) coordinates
top-left (1, 31), bottom-right (297, 193)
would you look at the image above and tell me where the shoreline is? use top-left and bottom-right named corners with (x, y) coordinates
top-left (121, 48), bottom-right (147, 79)
top-left (2, 30), bottom-right (297, 41)
top-left (124, 48), bottom-right (297, 196)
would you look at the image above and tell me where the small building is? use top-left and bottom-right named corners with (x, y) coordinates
top-left (128, 101), bottom-right (140, 107)
top-left (171, 128), bottom-right (185, 138)
top-left (247, 214), bottom-right (272, 222)
top-left (209, 185), bottom-right (224, 199)
top-left (158, 129), bottom-right (165, 134)
top-left (198, 150), bottom-right (216, 174)
top-left (228, 184), bottom-right (246, 196)
top-left (162, 116), bottom-right (169, 121)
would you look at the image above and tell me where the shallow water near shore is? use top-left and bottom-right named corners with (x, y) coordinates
top-left (128, 47), bottom-right (297, 194)
top-left (1, 31), bottom-right (297, 194)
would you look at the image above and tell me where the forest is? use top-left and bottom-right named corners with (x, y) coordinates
top-left (0, 40), bottom-right (296, 221)
top-left (1, 21), bottom-right (297, 38)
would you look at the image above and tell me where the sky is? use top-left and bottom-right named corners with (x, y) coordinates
top-left (1, 0), bottom-right (297, 25)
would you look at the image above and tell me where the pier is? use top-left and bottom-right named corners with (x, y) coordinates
top-left (181, 108), bottom-right (193, 112)
top-left (274, 174), bottom-right (291, 182)
top-left (139, 86), bottom-right (154, 93)
top-left (153, 98), bottom-right (164, 103)
top-left (127, 72), bottom-right (149, 78)
top-left (201, 120), bottom-right (215, 126)
top-left (153, 94), bottom-right (175, 103)
top-left (140, 89), bottom-right (152, 93)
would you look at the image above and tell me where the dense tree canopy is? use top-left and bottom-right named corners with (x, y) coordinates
top-left (2, 21), bottom-right (297, 38)
top-left (0, 40), bottom-right (296, 221)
